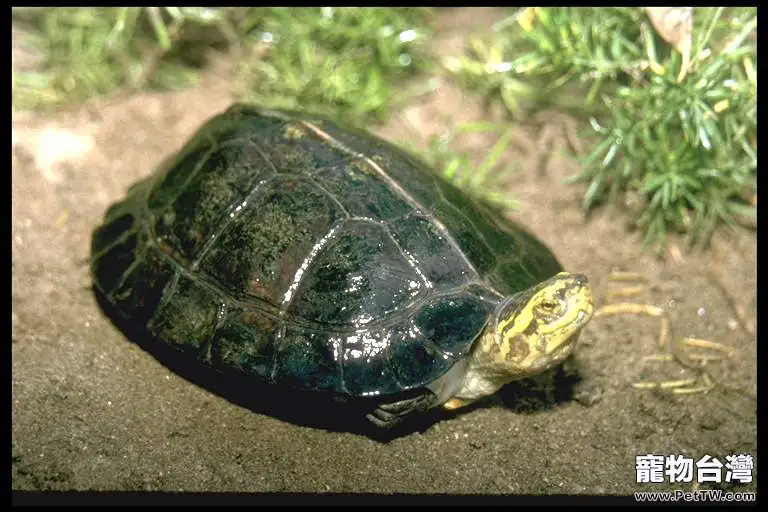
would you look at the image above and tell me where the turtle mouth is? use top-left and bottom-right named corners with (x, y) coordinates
top-left (574, 301), bottom-right (594, 327)
top-left (576, 307), bottom-right (592, 326)
top-left (545, 305), bottom-right (592, 355)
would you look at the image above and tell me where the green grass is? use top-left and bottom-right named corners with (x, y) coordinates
top-left (12, 7), bottom-right (756, 253)
top-left (444, 7), bottom-right (756, 251)
top-left (12, 7), bottom-right (220, 107)
top-left (400, 121), bottom-right (523, 211)
top-left (11, 7), bottom-right (433, 124)
top-left (231, 7), bottom-right (433, 123)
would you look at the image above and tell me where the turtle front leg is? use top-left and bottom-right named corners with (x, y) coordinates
top-left (366, 391), bottom-right (439, 429)
top-left (443, 397), bottom-right (476, 410)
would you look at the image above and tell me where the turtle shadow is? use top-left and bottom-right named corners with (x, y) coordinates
top-left (441, 358), bottom-right (591, 420)
top-left (498, 358), bottom-right (589, 412)
top-left (93, 288), bottom-right (455, 442)
top-left (93, 289), bottom-right (589, 442)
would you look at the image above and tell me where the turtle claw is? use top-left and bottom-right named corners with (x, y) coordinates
top-left (366, 392), bottom-right (437, 429)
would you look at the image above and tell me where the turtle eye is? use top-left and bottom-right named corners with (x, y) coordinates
top-left (539, 300), bottom-right (557, 313)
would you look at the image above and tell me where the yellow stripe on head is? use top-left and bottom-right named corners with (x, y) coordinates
top-left (487, 272), bottom-right (594, 377)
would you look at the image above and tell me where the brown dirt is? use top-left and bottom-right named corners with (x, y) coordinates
top-left (12, 8), bottom-right (756, 497)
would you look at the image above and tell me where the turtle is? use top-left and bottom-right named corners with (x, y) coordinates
top-left (91, 103), bottom-right (595, 429)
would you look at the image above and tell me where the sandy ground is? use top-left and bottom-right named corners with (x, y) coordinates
top-left (12, 8), bottom-right (756, 501)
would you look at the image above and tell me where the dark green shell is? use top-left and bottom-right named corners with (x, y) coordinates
top-left (91, 104), bottom-right (562, 398)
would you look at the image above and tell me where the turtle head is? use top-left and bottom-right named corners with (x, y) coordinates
top-left (491, 272), bottom-right (594, 378)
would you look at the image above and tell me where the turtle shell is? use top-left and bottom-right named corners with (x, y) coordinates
top-left (91, 104), bottom-right (562, 398)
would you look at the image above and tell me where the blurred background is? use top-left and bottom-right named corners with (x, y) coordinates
top-left (12, 6), bottom-right (756, 254)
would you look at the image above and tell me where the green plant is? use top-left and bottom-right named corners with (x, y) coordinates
top-left (12, 7), bottom-right (433, 125)
top-left (12, 7), bottom-right (229, 109)
top-left (444, 7), bottom-right (757, 251)
top-left (403, 122), bottom-right (522, 210)
top-left (232, 7), bottom-right (433, 123)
